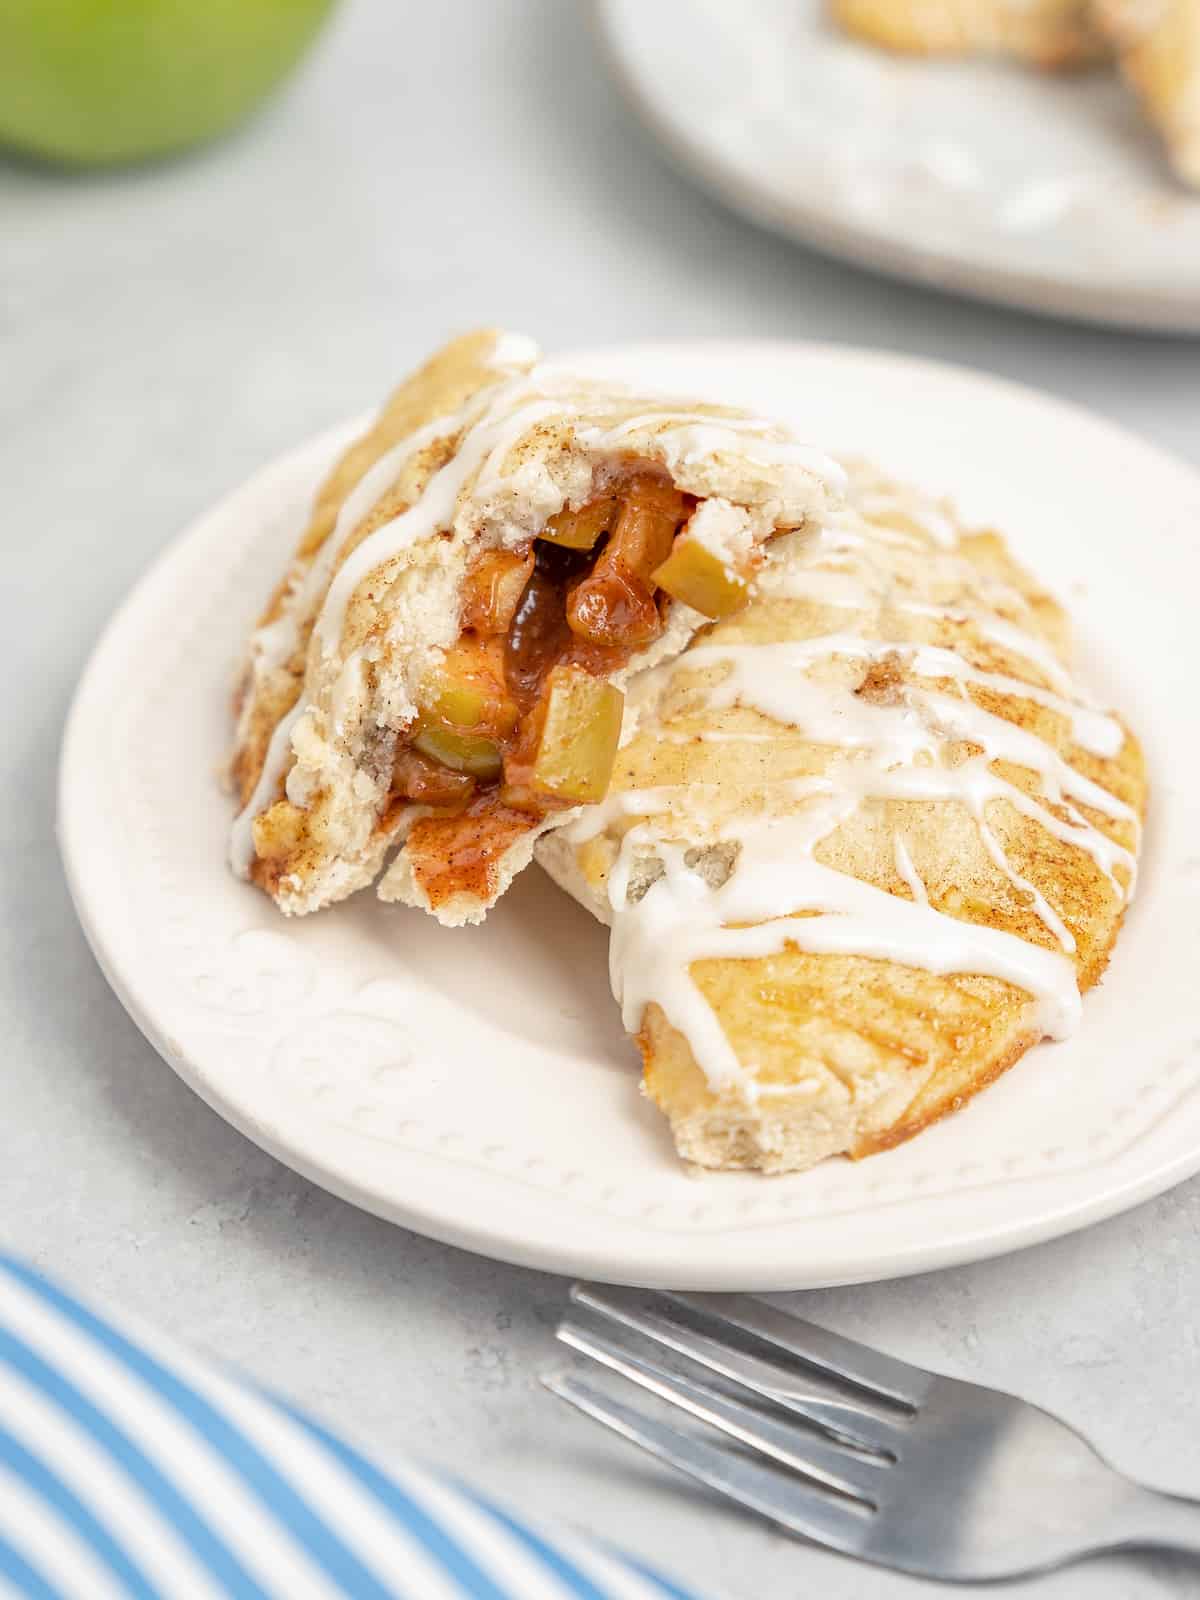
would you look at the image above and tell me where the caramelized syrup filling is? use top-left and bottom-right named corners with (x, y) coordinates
top-left (396, 472), bottom-right (715, 905)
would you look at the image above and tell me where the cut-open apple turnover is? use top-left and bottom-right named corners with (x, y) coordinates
top-left (229, 330), bottom-right (843, 924)
top-left (536, 466), bottom-right (1146, 1172)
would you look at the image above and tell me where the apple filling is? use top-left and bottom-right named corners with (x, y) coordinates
top-left (394, 471), bottom-right (755, 905)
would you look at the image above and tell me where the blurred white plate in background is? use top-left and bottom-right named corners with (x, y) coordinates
top-left (595, 0), bottom-right (1200, 332)
top-left (60, 342), bottom-right (1200, 1289)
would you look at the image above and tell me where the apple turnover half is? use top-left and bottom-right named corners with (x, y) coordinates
top-left (830, 0), bottom-right (1108, 68)
top-left (229, 330), bottom-right (843, 925)
top-left (537, 466), bottom-right (1146, 1173)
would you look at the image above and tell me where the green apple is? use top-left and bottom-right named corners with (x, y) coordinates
top-left (0, 0), bottom-right (338, 166)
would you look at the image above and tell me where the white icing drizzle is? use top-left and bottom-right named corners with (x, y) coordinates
top-left (755, 502), bottom-right (1107, 771)
top-left (976, 811), bottom-right (1075, 955)
top-left (654, 641), bottom-right (1137, 918)
top-left (760, 565), bottom-right (876, 609)
top-left (228, 406), bottom-right (474, 876)
top-left (912, 687), bottom-right (1132, 827)
top-left (486, 329), bottom-right (541, 368)
top-left (564, 783), bottom-right (703, 847)
top-left (229, 698), bottom-right (306, 874)
top-left (604, 410), bottom-right (806, 440)
top-left (232, 336), bottom-right (842, 880)
top-left (595, 486), bottom-right (1139, 1097)
top-left (610, 817), bottom-right (1083, 1094)
top-left (241, 416), bottom-right (462, 691)
top-left (762, 536), bottom-right (1123, 759)
top-left (676, 638), bottom-right (1131, 812)
top-left (892, 831), bottom-right (928, 906)
top-left (315, 397), bottom-right (564, 657)
top-left (609, 421), bottom-right (847, 491)
top-left (898, 600), bottom-right (1074, 695)
top-left (908, 645), bottom-right (1123, 759)
top-left (854, 489), bottom-right (959, 548)
top-left (824, 502), bottom-right (941, 553)
top-left (826, 756), bottom-right (1134, 894)
top-left (701, 656), bottom-right (937, 763)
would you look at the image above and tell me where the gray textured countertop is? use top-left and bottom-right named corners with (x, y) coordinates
top-left (4, 2), bottom-right (1199, 1595)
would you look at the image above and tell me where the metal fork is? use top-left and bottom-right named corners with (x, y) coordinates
top-left (544, 1284), bottom-right (1200, 1583)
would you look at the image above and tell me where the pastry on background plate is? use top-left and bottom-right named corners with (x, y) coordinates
top-left (229, 330), bottom-right (843, 925)
top-left (1095, 0), bottom-right (1200, 186)
top-left (537, 466), bottom-right (1146, 1173)
top-left (829, 0), bottom-right (1108, 68)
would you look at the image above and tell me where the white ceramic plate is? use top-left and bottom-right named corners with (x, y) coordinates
top-left (594, 0), bottom-right (1200, 332)
top-left (60, 342), bottom-right (1200, 1289)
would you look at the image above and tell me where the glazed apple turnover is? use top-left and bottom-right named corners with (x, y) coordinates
top-left (536, 466), bottom-right (1146, 1172)
top-left (229, 330), bottom-right (843, 925)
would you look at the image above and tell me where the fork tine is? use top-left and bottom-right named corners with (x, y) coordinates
top-left (575, 1285), bottom-right (924, 1408)
top-left (567, 1285), bottom-right (903, 1453)
top-left (673, 1294), bottom-right (929, 1409)
top-left (558, 1315), bottom-right (890, 1502)
top-left (543, 1372), bottom-right (873, 1555)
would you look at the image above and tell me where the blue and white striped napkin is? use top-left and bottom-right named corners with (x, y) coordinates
top-left (0, 1255), bottom-right (698, 1599)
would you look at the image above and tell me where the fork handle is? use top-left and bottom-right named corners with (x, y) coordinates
top-left (1117, 1487), bottom-right (1200, 1558)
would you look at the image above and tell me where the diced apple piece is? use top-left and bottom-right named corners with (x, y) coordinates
top-left (541, 498), bottom-right (616, 551)
top-left (420, 639), bottom-right (518, 736)
top-left (652, 537), bottom-right (750, 619)
top-left (527, 665), bottom-right (624, 803)
top-left (412, 723), bottom-right (504, 780)
top-left (423, 675), bottom-right (489, 729)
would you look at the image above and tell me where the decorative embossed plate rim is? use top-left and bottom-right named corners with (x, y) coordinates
top-left (60, 342), bottom-right (1200, 1289)
top-left (595, 0), bottom-right (1200, 333)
